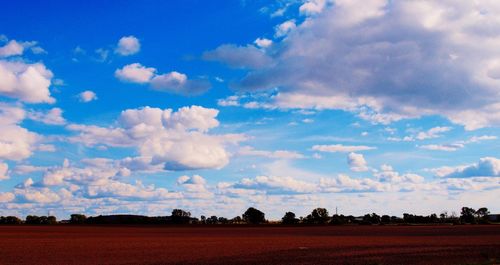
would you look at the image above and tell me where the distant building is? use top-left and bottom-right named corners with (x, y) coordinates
top-left (487, 214), bottom-right (500, 222)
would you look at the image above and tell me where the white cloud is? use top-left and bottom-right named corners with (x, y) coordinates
top-left (312, 144), bottom-right (376, 153)
top-left (68, 106), bottom-right (245, 171)
top-left (0, 125), bottom-right (39, 161)
top-left (115, 63), bottom-right (156, 83)
top-left (0, 60), bottom-right (54, 103)
top-left (230, 175), bottom-right (317, 194)
top-left (434, 157), bottom-right (500, 178)
top-left (16, 187), bottom-right (61, 203)
top-left (13, 165), bottom-right (47, 175)
top-left (177, 175), bottom-right (212, 199)
top-left (254, 38), bottom-right (273, 48)
top-left (115, 36), bottom-right (140, 56)
top-left (217, 95), bottom-right (240, 107)
top-left (299, 0), bottom-right (327, 15)
top-left (0, 162), bottom-right (9, 180)
top-left (347, 152), bottom-right (368, 172)
top-left (416, 126), bottom-right (452, 140)
top-left (418, 134), bottom-right (497, 152)
top-left (467, 135), bottom-right (498, 143)
top-left (275, 19), bottom-right (296, 37)
top-left (0, 192), bottom-right (14, 203)
top-left (87, 180), bottom-right (180, 200)
top-left (419, 143), bottom-right (464, 152)
top-left (0, 40), bottom-right (24, 57)
top-left (0, 104), bottom-right (43, 161)
top-left (116, 63), bottom-right (210, 95)
top-left (78, 90), bottom-right (98, 102)
top-left (211, 1), bottom-right (500, 129)
top-left (238, 146), bottom-right (304, 159)
top-left (28, 108), bottom-right (66, 125)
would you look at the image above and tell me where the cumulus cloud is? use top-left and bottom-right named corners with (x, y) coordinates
top-left (87, 180), bottom-right (180, 200)
top-left (434, 157), bottom-right (500, 178)
top-left (177, 175), bottom-right (212, 199)
top-left (299, 0), bottom-right (328, 15)
top-left (115, 35), bottom-right (140, 56)
top-left (78, 90), bottom-right (98, 102)
top-left (275, 19), bottom-right (296, 37)
top-left (347, 152), bottom-right (368, 172)
top-left (28, 107), bottom-right (66, 125)
top-left (0, 104), bottom-right (40, 161)
top-left (0, 40), bottom-right (24, 57)
top-left (208, 0), bottom-right (500, 129)
top-left (115, 63), bottom-right (210, 95)
top-left (0, 60), bottom-right (54, 103)
top-left (254, 38), bottom-right (273, 48)
top-left (115, 63), bottom-right (156, 83)
top-left (312, 144), bottom-right (376, 153)
top-left (68, 106), bottom-right (245, 171)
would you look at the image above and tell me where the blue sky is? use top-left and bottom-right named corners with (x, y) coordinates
top-left (0, 0), bottom-right (499, 219)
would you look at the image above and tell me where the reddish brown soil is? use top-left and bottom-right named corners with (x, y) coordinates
top-left (0, 225), bottom-right (498, 265)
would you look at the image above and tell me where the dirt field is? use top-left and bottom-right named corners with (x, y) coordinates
top-left (0, 225), bottom-right (498, 265)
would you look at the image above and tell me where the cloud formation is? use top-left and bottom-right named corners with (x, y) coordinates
top-left (0, 60), bottom-right (54, 103)
top-left (78, 90), bottom-right (98, 102)
top-left (209, 0), bottom-right (500, 130)
top-left (115, 63), bottom-right (210, 95)
top-left (312, 144), bottom-right (376, 153)
top-left (68, 106), bottom-right (245, 171)
top-left (347, 152), bottom-right (368, 172)
top-left (115, 36), bottom-right (140, 56)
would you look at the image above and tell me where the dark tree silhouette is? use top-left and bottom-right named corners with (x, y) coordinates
top-left (242, 207), bottom-right (266, 224)
top-left (306, 208), bottom-right (329, 224)
top-left (281, 212), bottom-right (299, 224)
top-left (0, 216), bottom-right (22, 224)
top-left (70, 214), bottom-right (87, 224)
top-left (231, 216), bottom-right (243, 224)
top-left (171, 209), bottom-right (192, 224)
top-left (381, 215), bottom-right (391, 224)
top-left (461, 207), bottom-right (476, 224)
top-left (25, 215), bottom-right (57, 225)
top-left (475, 207), bottom-right (490, 223)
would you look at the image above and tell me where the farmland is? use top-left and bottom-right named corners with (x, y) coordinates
top-left (0, 225), bottom-right (498, 264)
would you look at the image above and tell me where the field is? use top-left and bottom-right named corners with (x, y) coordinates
top-left (0, 225), bottom-right (498, 265)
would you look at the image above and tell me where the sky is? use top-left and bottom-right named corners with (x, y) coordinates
top-left (0, 0), bottom-right (499, 220)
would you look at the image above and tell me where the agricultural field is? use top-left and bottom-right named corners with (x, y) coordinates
top-left (0, 225), bottom-right (498, 265)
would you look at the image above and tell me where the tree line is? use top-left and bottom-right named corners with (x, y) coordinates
top-left (0, 206), bottom-right (494, 225)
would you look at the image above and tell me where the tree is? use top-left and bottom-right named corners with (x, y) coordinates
top-left (306, 208), bottom-right (329, 224)
top-left (171, 209), bottom-right (192, 224)
top-left (231, 216), bottom-right (242, 224)
top-left (281, 212), bottom-right (299, 224)
top-left (381, 215), bottom-right (391, 224)
top-left (172, 209), bottom-right (191, 217)
top-left (70, 214), bottom-right (87, 224)
top-left (242, 207), bottom-right (265, 224)
top-left (475, 207), bottom-right (490, 223)
top-left (0, 216), bottom-right (22, 224)
top-left (460, 207), bottom-right (476, 224)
